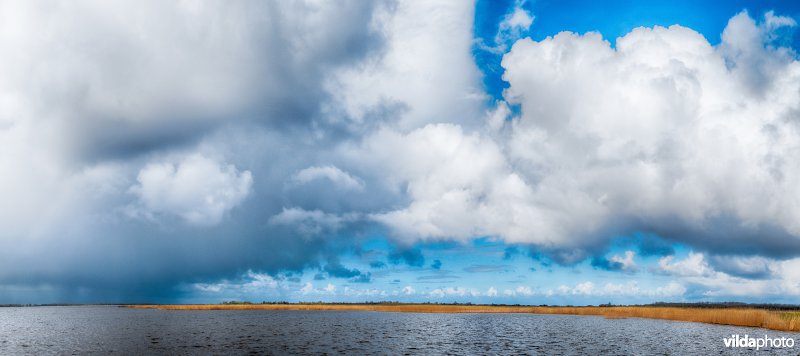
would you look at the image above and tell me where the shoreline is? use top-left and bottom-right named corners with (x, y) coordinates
top-left (125, 304), bottom-right (800, 332)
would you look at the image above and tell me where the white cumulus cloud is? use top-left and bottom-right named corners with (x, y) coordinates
top-left (359, 10), bottom-right (800, 262)
top-left (498, 11), bottom-right (800, 254)
top-left (610, 251), bottom-right (637, 272)
top-left (290, 165), bottom-right (365, 191)
top-left (131, 155), bottom-right (252, 226)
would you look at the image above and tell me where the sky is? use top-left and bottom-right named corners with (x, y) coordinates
top-left (1, 0), bottom-right (800, 305)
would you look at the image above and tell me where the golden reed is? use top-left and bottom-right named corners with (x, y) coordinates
top-left (126, 304), bottom-right (800, 332)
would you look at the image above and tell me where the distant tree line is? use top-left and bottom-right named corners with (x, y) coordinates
top-left (216, 300), bottom-right (800, 310)
top-left (645, 301), bottom-right (800, 311)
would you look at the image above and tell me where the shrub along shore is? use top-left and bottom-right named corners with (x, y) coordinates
top-left (125, 303), bottom-right (800, 332)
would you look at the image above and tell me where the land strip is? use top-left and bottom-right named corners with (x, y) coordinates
top-left (125, 304), bottom-right (800, 332)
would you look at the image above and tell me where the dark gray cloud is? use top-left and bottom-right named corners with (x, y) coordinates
top-left (322, 261), bottom-right (372, 283)
top-left (323, 261), bottom-right (363, 279)
top-left (639, 215), bottom-right (800, 259)
top-left (0, 1), bottom-right (401, 303)
top-left (707, 255), bottom-right (775, 279)
top-left (388, 248), bottom-right (425, 267)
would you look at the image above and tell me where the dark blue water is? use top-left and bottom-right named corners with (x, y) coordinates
top-left (0, 306), bottom-right (797, 354)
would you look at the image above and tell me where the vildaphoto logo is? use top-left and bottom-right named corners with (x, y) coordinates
top-left (723, 334), bottom-right (795, 350)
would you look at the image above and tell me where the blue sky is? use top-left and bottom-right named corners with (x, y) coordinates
top-left (2, 1), bottom-right (800, 305)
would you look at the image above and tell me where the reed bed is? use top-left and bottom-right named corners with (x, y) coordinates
top-left (126, 304), bottom-right (800, 332)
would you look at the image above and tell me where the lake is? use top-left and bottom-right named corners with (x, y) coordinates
top-left (0, 306), bottom-right (797, 354)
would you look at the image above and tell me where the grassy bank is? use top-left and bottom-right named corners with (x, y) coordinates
top-left (126, 304), bottom-right (800, 332)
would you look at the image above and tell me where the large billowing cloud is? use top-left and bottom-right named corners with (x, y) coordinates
top-left (0, 0), bottom-right (389, 301)
top-left (358, 10), bottom-right (800, 262)
top-left (1, 0), bottom-right (799, 302)
top-left (499, 11), bottom-right (800, 258)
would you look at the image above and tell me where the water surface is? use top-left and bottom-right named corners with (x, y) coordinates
top-left (0, 306), bottom-right (796, 354)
